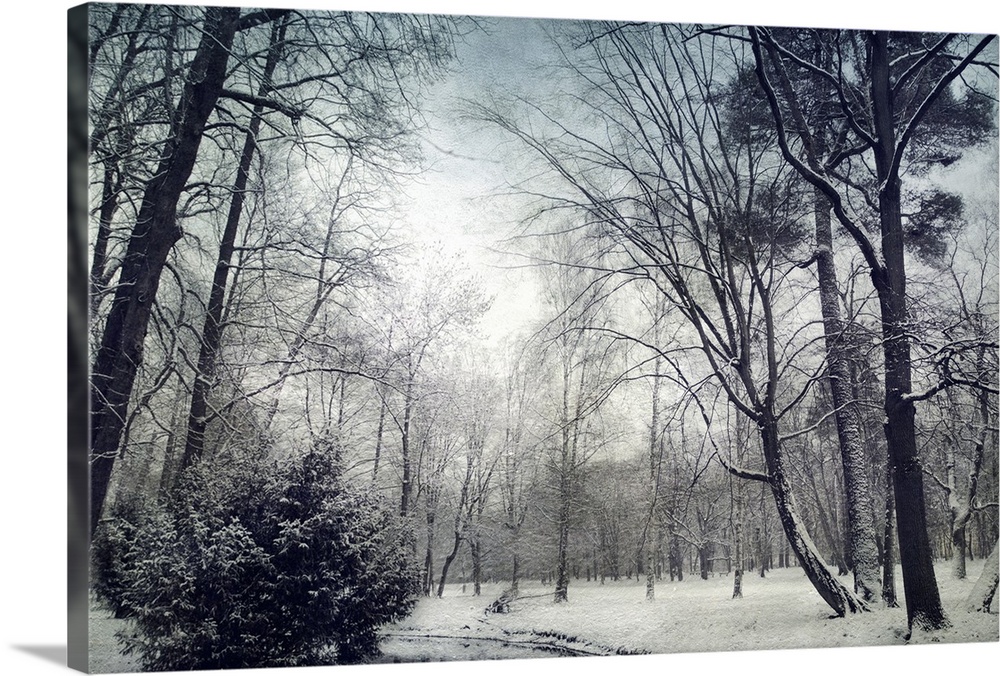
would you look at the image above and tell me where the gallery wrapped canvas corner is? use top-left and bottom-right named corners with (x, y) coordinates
top-left (68, 2), bottom-right (1000, 673)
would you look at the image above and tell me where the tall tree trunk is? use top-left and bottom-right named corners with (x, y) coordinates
top-left (438, 453), bottom-right (473, 597)
top-left (670, 534), bottom-right (683, 581)
top-left (90, 7), bottom-right (241, 535)
top-left (553, 471), bottom-right (571, 602)
top-left (400, 386), bottom-right (414, 518)
top-left (646, 526), bottom-right (657, 601)
top-left (372, 390), bottom-right (387, 482)
top-left (472, 538), bottom-right (483, 596)
top-left (89, 165), bottom-right (124, 319)
top-left (813, 189), bottom-right (883, 601)
top-left (180, 18), bottom-right (286, 474)
top-left (698, 543), bottom-right (710, 580)
top-left (731, 476), bottom-right (744, 599)
top-left (645, 357), bottom-right (662, 601)
top-left (423, 505), bottom-right (436, 596)
top-left (553, 357), bottom-right (578, 603)
top-left (871, 32), bottom-right (948, 631)
top-left (88, 6), bottom-right (151, 319)
top-left (157, 387), bottom-right (190, 498)
top-left (952, 525), bottom-right (968, 579)
top-left (511, 550), bottom-right (520, 597)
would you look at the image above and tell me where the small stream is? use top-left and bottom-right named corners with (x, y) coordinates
top-left (374, 633), bottom-right (593, 663)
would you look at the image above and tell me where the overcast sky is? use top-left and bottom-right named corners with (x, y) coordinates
top-left (399, 16), bottom-right (569, 345)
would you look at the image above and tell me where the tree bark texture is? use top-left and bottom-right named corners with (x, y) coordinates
top-left (645, 358), bottom-right (662, 601)
top-left (759, 416), bottom-right (866, 616)
top-left (553, 353), bottom-right (580, 603)
top-left (400, 379), bottom-right (415, 518)
top-left (89, 7), bottom-right (242, 535)
top-left (732, 498), bottom-right (744, 599)
top-left (812, 188), bottom-right (883, 601)
top-left (553, 471), bottom-right (571, 602)
top-left (870, 32), bottom-right (948, 630)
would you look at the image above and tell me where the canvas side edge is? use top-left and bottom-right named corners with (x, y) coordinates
top-left (68, 3), bottom-right (92, 673)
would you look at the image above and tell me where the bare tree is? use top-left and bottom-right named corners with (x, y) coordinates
top-left (541, 238), bottom-right (621, 603)
top-left (90, 6), bottom-right (253, 534)
top-left (87, 6), bottom-right (466, 530)
top-left (366, 248), bottom-right (491, 518)
top-left (497, 339), bottom-right (545, 597)
top-left (437, 358), bottom-right (500, 596)
top-left (474, 23), bottom-right (868, 615)
top-left (749, 26), bottom-right (997, 630)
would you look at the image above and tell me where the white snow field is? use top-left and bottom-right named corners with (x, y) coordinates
top-left (89, 560), bottom-right (998, 672)
top-left (380, 561), bottom-right (998, 661)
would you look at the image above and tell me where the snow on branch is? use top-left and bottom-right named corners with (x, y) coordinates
top-left (713, 451), bottom-right (772, 484)
top-left (904, 374), bottom-right (1000, 403)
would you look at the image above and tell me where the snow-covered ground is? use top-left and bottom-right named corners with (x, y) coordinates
top-left (384, 561), bottom-right (998, 660)
top-left (89, 560), bottom-right (998, 673)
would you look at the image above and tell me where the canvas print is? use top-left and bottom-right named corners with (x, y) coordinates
top-left (69, 1), bottom-right (1000, 672)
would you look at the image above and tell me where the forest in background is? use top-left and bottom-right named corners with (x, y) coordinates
top-left (77, 3), bottom-right (999, 670)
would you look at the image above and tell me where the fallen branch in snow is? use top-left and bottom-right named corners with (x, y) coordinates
top-left (485, 589), bottom-right (552, 614)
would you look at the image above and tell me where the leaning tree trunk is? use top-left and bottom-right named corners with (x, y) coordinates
top-left (89, 7), bottom-right (241, 535)
top-left (759, 416), bottom-right (866, 616)
top-left (964, 540), bottom-right (999, 613)
top-left (806, 467), bottom-right (849, 577)
top-left (437, 531), bottom-right (462, 598)
top-left (812, 188), bottom-right (883, 602)
top-left (438, 457), bottom-right (472, 597)
top-left (180, 18), bottom-right (286, 474)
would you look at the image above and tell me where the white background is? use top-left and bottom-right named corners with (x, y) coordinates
top-left (1, 1), bottom-right (997, 675)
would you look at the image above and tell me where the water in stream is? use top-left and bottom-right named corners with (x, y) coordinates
top-left (373, 635), bottom-right (582, 663)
